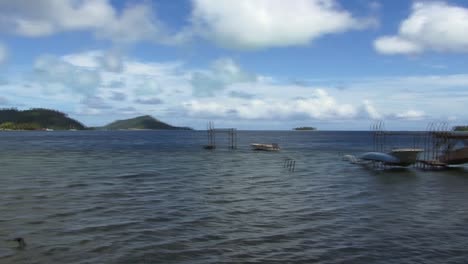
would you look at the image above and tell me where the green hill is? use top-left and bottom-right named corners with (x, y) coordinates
top-left (104, 115), bottom-right (191, 130)
top-left (454, 126), bottom-right (468, 131)
top-left (0, 108), bottom-right (85, 130)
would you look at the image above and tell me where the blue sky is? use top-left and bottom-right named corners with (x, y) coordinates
top-left (0, 0), bottom-right (468, 130)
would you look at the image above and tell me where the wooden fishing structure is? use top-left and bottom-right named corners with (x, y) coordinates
top-left (204, 121), bottom-right (237, 150)
top-left (283, 158), bottom-right (296, 172)
top-left (418, 122), bottom-right (468, 169)
top-left (372, 121), bottom-right (422, 154)
top-left (370, 121), bottom-right (468, 169)
top-left (359, 121), bottom-right (423, 168)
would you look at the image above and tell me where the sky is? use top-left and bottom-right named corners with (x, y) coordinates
top-left (0, 0), bottom-right (468, 130)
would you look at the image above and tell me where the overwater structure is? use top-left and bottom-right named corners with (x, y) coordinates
top-left (204, 121), bottom-right (237, 150)
top-left (419, 122), bottom-right (468, 168)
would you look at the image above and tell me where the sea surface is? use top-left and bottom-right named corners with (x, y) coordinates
top-left (0, 131), bottom-right (467, 264)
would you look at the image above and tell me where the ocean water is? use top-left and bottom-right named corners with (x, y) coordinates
top-left (0, 131), bottom-right (467, 264)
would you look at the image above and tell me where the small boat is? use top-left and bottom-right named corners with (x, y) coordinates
top-left (357, 148), bottom-right (423, 167)
top-left (439, 147), bottom-right (468, 165)
top-left (388, 148), bottom-right (424, 166)
top-left (251, 143), bottom-right (280, 151)
top-left (433, 131), bottom-right (468, 165)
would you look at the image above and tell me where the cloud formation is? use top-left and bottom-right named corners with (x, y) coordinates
top-left (0, 0), bottom-right (169, 44)
top-left (0, 96), bottom-right (9, 105)
top-left (135, 98), bottom-right (164, 105)
top-left (375, 2), bottom-right (468, 54)
top-left (393, 110), bottom-right (426, 120)
top-left (81, 96), bottom-right (112, 109)
top-left (191, 0), bottom-right (375, 49)
top-left (0, 43), bottom-right (7, 64)
top-left (190, 58), bottom-right (257, 97)
top-left (109, 92), bottom-right (126, 101)
top-left (34, 55), bottom-right (101, 95)
top-left (0, 0), bottom-right (378, 50)
top-left (184, 88), bottom-right (378, 121)
top-left (3, 49), bottom-right (462, 128)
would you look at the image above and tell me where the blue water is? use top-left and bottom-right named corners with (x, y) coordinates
top-left (0, 131), bottom-right (467, 263)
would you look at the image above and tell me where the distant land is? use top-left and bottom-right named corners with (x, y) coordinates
top-left (102, 115), bottom-right (192, 130)
top-left (0, 109), bottom-right (191, 131)
top-left (0, 108), bottom-right (85, 130)
top-left (454, 126), bottom-right (468, 131)
top-left (294, 126), bottom-right (317, 131)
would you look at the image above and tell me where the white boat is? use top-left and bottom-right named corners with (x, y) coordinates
top-left (357, 148), bottom-right (423, 167)
top-left (388, 148), bottom-right (424, 166)
top-left (251, 143), bottom-right (280, 151)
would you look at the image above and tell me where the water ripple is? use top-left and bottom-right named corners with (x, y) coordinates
top-left (1, 131), bottom-right (468, 263)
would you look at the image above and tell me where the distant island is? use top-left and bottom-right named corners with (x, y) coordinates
top-left (294, 126), bottom-right (317, 131)
top-left (0, 108), bottom-right (85, 130)
top-left (453, 126), bottom-right (468, 131)
top-left (103, 115), bottom-right (192, 130)
top-left (0, 109), bottom-right (192, 131)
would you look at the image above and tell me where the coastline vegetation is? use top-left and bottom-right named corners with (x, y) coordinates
top-left (0, 108), bottom-right (85, 130)
top-left (103, 115), bottom-right (192, 130)
top-left (294, 126), bottom-right (317, 131)
top-left (0, 108), bottom-right (191, 131)
top-left (454, 126), bottom-right (468, 131)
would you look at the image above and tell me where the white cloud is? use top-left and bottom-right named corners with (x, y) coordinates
top-left (81, 96), bottom-right (112, 109)
top-left (0, 43), bottom-right (7, 64)
top-left (62, 50), bottom-right (102, 68)
top-left (393, 110), bottom-right (426, 120)
top-left (0, 0), bottom-right (169, 44)
top-left (34, 55), bottom-right (101, 95)
top-left (191, 0), bottom-right (375, 49)
top-left (362, 100), bottom-right (382, 119)
top-left (190, 58), bottom-right (257, 97)
top-left (374, 36), bottom-right (422, 55)
top-left (375, 2), bottom-right (468, 54)
top-left (135, 98), bottom-right (164, 105)
top-left (100, 51), bottom-right (123, 72)
top-left (5, 50), bottom-right (466, 129)
top-left (183, 88), bottom-right (377, 120)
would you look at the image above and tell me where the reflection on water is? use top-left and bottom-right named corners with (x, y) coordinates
top-left (1, 131), bottom-right (467, 263)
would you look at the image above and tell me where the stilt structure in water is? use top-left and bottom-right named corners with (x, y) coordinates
top-left (283, 158), bottom-right (296, 172)
top-left (372, 120), bottom-right (386, 153)
top-left (345, 120), bottom-right (468, 170)
top-left (418, 122), bottom-right (468, 169)
top-left (203, 121), bottom-right (237, 150)
top-left (365, 121), bottom-right (424, 168)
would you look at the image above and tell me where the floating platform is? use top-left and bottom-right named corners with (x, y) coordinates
top-left (251, 143), bottom-right (280, 151)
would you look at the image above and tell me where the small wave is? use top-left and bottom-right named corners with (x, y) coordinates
top-left (62, 221), bottom-right (138, 235)
top-left (26, 220), bottom-right (45, 225)
top-left (43, 246), bottom-right (71, 256)
top-left (116, 171), bottom-right (160, 179)
top-left (66, 183), bottom-right (89, 188)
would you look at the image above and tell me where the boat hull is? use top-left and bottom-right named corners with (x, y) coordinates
top-left (251, 143), bottom-right (280, 151)
top-left (359, 148), bottom-right (423, 167)
top-left (389, 148), bottom-right (423, 166)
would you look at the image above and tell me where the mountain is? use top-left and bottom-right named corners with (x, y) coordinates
top-left (104, 115), bottom-right (192, 130)
top-left (0, 108), bottom-right (85, 130)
